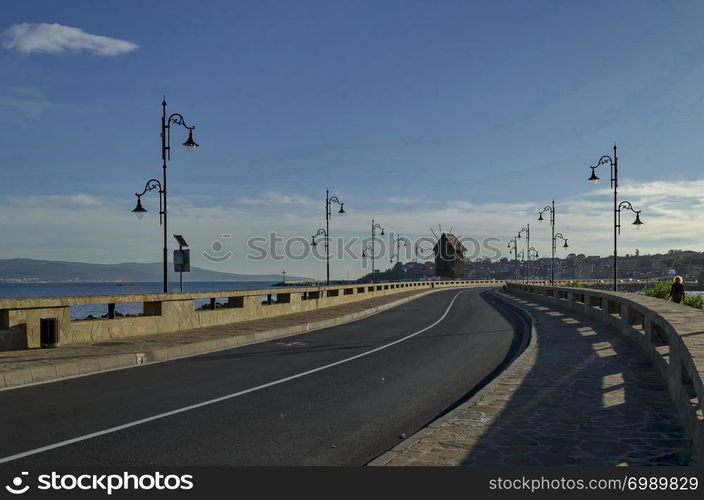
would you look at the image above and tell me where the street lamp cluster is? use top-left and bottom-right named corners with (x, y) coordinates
top-left (130, 101), bottom-right (377, 290)
top-left (129, 105), bottom-right (643, 293)
top-left (310, 197), bottom-right (410, 284)
top-left (307, 189), bottom-right (419, 285)
top-left (512, 144), bottom-right (644, 290)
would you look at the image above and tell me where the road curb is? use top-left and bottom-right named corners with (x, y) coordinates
top-left (367, 288), bottom-right (538, 466)
top-left (0, 289), bottom-right (445, 391)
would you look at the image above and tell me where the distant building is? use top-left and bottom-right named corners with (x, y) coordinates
top-left (434, 233), bottom-right (466, 278)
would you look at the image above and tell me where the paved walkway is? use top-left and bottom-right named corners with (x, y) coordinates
top-left (0, 289), bottom-right (429, 388)
top-left (379, 290), bottom-right (693, 466)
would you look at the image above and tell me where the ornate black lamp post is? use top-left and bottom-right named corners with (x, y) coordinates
top-left (132, 98), bottom-right (198, 293)
top-left (554, 233), bottom-right (569, 281)
top-left (390, 235), bottom-right (409, 281)
top-left (414, 240), bottom-right (434, 281)
top-left (507, 236), bottom-right (519, 281)
top-left (517, 249), bottom-right (525, 281)
top-left (528, 246), bottom-right (539, 281)
top-left (537, 200), bottom-right (557, 285)
top-left (587, 145), bottom-right (644, 291)
top-left (517, 224), bottom-right (530, 282)
top-left (362, 219), bottom-right (384, 283)
top-left (312, 190), bottom-right (345, 286)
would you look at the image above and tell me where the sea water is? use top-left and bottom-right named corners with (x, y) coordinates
top-left (0, 281), bottom-right (277, 320)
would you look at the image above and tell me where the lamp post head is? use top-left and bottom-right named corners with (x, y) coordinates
top-left (182, 129), bottom-right (199, 149)
top-left (380, 228), bottom-right (385, 236)
top-left (588, 168), bottom-right (599, 184)
top-left (633, 213), bottom-right (643, 228)
top-left (538, 213), bottom-right (544, 222)
top-left (362, 249), bottom-right (366, 258)
top-left (311, 238), bottom-right (317, 247)
top-left (132, 197), bottom-right (147, 219)
top-left (338, 204), bottom-right (345, 214)
top-left (563, 240), bottom-right (569, 249)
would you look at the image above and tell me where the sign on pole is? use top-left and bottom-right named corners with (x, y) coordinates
top-left (173, 235), bottom-right (190, 293)
top-left (174, 249), bottom-right (190, 272)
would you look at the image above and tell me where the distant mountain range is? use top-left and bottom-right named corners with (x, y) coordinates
top-left (0, 258), bottom-right (311, 283)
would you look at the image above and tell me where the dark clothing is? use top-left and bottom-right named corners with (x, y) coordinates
top-left (669, 283), bottom-right (685, 303)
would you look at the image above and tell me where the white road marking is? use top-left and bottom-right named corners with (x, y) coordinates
top-left (0, 290), bottom-right (468, 464)
top-left (276, 341), bottom-right (307, 347)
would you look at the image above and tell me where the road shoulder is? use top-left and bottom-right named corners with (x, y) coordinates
top-left (0, 289), bottom-right (441, 391)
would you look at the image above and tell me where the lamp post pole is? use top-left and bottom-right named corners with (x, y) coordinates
top-left (322, 189), bottom-right (345, 286)
top-left (528, 246), bottom-right (538, 282)
top-left (413, 245), bottom-right (418, 281)
top-left (538, 201), bottom-right (556, 285)
top-left (311, 228), bottom-right (327, 283)
top-left (588, 145), bottom-right (644, 291)
top-left (518, 224), bottom-right (529, 283)
top-left (414, 241), bottom-right (432, 281)
top-left (132, 99), bottom-right (198, 293)
top-left (160, 100), bottom-right (169, 294)
top-left (554, 233), bottom-right (569, 282)
top-left (364, 219), bottom-right (384, 283)
top-left (508, 237), bottom-right (518, 281)
top-left (390, 235), bottom-right (408, 281)
top-left (518, 250), bottom-right (525, 280)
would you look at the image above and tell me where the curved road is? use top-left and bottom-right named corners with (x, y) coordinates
top-left (0, 287), bottom-right (523, 466)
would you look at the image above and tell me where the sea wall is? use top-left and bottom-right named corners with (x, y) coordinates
top-left (0, 280), bottom-right (499, 349)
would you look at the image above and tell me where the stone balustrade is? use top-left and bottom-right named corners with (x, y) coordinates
top-left (507, 282), bottom-right (704, 463)
top-left (507, 279), bottom-right (661, 286)
top-left (0, 279), bottom-right (499, 350)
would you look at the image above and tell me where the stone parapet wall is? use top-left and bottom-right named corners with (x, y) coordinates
top-left (507, 283), bottom-right (704, 464)
top-left (0, 280), bottom-right (499, 349)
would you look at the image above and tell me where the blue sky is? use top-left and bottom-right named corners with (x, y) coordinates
top-left (1, 0), bottom-right (703, 280)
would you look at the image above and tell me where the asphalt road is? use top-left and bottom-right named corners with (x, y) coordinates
top-left (0, 287), bottom-right (524, 466)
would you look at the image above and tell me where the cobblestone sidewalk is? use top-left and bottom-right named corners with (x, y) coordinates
top-left (379, 291), bottom-right (693, 466)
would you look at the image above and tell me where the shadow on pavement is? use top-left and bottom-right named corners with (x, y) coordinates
top-left (457, 293), bottom-right (692, 466)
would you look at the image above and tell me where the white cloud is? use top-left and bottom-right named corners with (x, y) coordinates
top-left (449, 200), bottom-right (535, 212)
top-left (0, 96), bottom-right (52, 118)
top-left (0, 178), bottom-right (703, 280)
top-left (235, 191), bottom-right (317, 207)
top-left (3, 194), bottom-right (103, 209)
top-left (0, 87), bottom-right (53, 120)
top-left (387, 196), bottom-right (435, 205)
top-left (2, 23), bottom-right (138, 56)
